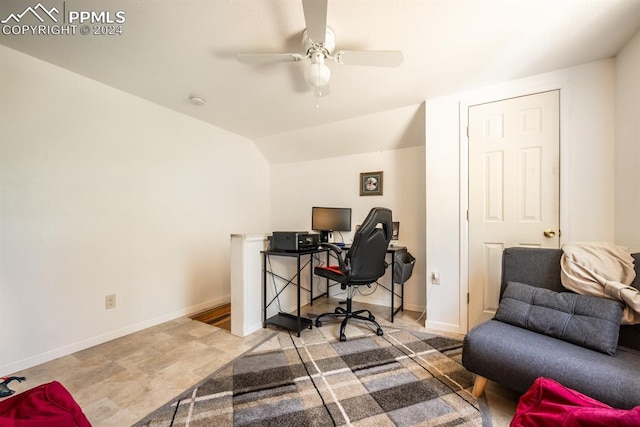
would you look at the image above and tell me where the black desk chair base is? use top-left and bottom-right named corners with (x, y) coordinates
top-left (314, 289), bottom-right (384, 342)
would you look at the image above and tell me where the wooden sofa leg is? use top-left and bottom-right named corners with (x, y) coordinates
top-left (472, 375), bottom-right (488, 397)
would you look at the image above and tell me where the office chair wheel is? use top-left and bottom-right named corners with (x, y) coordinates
top-left (376, 328), bottom-right (384, 336)
top-left (315, 320), bottom-right (323, 327)
top-left (340, 333), bottom-right (347, 342)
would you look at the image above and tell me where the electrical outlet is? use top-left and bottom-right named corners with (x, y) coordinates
top-left (432, 272), bottom-right (440, 285)
top-left (105, 294), bottom-right (116, 309)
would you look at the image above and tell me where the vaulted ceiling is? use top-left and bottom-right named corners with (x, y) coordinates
top-left (2, 0), bottom-right (640, 161)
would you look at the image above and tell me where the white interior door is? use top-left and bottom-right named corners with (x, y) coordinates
top-left (468, 90), bottom-right (560, 329)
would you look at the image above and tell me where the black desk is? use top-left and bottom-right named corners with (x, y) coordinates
top-left (261, 248), bottom-right (329, 336)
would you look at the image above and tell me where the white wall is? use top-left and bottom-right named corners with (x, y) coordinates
top-left (615, 30), bottom-right (640, 252)
top-left (0, 46), bottom-right (270, 374)
top-left (425, 59), bottom-right (617, 333)
top-left (255, 104), bottom-right (425, 164)
top-left (270, 145), bottom-right (426, 313)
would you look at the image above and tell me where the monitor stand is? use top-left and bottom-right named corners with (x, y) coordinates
top-left (319, 231), bottom-right (331, 243)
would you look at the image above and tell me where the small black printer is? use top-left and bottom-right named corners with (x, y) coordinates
top-left (271, 231), bottom-right (320, 252)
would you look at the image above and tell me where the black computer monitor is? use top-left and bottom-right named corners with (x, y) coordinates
top-left (311, 207), bottom-right (351, 242)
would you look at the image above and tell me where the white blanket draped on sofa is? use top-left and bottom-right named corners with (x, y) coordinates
top-left (561, 241), bottom-right (639, 325)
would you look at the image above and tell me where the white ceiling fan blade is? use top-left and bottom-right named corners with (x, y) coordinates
top-left (302, 0), bottom-right (328, 45)
top-left (334, 50), bottom-right (404, 67)
top-left (237, 53), bottom-right (304, 65)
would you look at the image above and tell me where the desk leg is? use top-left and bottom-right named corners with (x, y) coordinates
top-left (391, 251), bottom-right (396, 323)
top-left (309, 253), bottom-right (314, 306)
top-left (262, 253), bottom-right (267, 328)
top-left (400, 277), bottom-right (404, 313)
top-left (326, 251), bottom-right (330, 298)
top-left (297, 255), bottom-right (302, 337)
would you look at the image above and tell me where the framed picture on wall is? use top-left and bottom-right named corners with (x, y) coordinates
top-left (360, 171), bottom-right (383, 196)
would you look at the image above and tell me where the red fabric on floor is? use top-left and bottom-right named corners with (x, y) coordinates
top-left (0, 381), bottom-right (91, 426)
top-left (511, 377), bottom-right (640, 427)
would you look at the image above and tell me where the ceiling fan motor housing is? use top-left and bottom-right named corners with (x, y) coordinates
top-left (302, 27), bottom-right (335, 55)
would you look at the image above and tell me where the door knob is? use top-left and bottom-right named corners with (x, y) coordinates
top-left (543, 229), bottom-right (557, 238)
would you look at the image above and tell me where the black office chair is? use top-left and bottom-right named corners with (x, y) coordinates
top-left (313, 207), bottom-right (393, 341)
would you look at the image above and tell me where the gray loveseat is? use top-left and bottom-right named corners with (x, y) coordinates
top-left (462, 247), bottom-right (640, 409)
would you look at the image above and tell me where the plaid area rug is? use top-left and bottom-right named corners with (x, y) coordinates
top-left (135, 326), bottom-right (484, 426)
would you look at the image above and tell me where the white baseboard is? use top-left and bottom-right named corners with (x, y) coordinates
top-left (425, 319), bottom-right (462, 335)
top-left (402, 302), bottom-right (424, 313)
top-left (2, 296), bottom-right (229, 375)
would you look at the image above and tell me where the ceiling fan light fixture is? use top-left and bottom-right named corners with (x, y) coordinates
top-left (304, 62), bottom-right (331, 87)
top-left (304, 53), bottom-right (331, 88)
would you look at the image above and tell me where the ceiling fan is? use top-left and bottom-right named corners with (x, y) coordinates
top-left (237, 0), bottom-right (403, 97)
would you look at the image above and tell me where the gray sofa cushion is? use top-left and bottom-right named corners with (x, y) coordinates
top-left (495, 281), bottom-right (624, 355)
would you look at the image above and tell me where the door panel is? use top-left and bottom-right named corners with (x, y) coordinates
top-left (468, 91), bottom-right (560, 329)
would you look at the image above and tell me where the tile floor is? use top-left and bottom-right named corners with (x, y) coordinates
top-left (6, 298), bottom-right (519, 426)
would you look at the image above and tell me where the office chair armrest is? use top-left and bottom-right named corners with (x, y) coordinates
top-left (319, 242), bottom-right (343, 254)
top-left (319, 243), bottom-right (349, 272)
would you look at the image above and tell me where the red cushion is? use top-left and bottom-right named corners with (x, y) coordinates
top-left (0, 381), bottom-right (91, 426)
top-left (317, 265), bottom-right (343, 275)
top-left (511, 377), bottom-right (640, 427)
